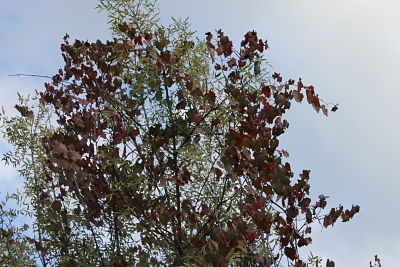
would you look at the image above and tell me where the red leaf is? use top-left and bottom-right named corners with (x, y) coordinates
top-left (114, 132), bottom-right (125, 144)
top-left (341, 205), bottom-right (360, 222)
top-left (306, 88), bottom-right (314, 103)
top-left (262, 86), bottom-right (271, 98)
top-left (200, 204), bottom-right (210, 216)
top-left (205, 91), bottom-right (216, 104)
top-left (306, 210), bottom-right (313, 223)
top-left (193, 115), bottom-right (202, 124)
top-left (113, 260), bottom-right (128, 267)
top-left (297, 79), bottom-right (303, 91)
top-left (211, 118), bottom-right (221, 127)
top-left (227, 58), bottom-right (237, 67)
top-left (173, 168), bottom-right (191, 186)
top-left (272, 72), bottom-right (280, 80)
top-left (251, 197), bottom-right (266, 210)
top-left (205, 32), bottom-right (213, 42)
top-left (214, 168), bottom-right (223, 179)
top-left (134, 35), bottom-right (143, 46)
top-left (284, 162), bottom-right (291, 173)
top-left (286, 206), bottom-right (298, 219)
top-left (326, 259), bottom-right (335, 267)
top-left (131, 128), bottom-right (140, 138)
top-left (172, 175), bottom-right (184, 186)
top-left (144, 32), bottom-right (153, 41)
top-left (298, 237), bottom-right (312, 247)
top-left (186, 80), bottom-right (194, 91)
top-left (118, 23), bottom-right (129, 33)
top-left (299, 198), bottom-right (311, 208)
top-left (15, 105), bottom-right (34, 120)
top-left (44, 83), bottom-right (54, 92)
top-left (261, 220), bottom-right (272, 234)
top-left (181, 168), bottom-right (191, 183)
top-left (51, 200), bottom-right (62, 212)
top-left (188, 213), bottom-right (197, 223)
top-left (190, 88), bottom-right (203, 98)
top-left (217, 31), bottom-right (233, 57)
top-left (246, 232), bottom-right (258, 244)
top-left (323, 215), bottom-right (333, 228)
top-left (176, 100), bottom-right (186, 110)
top-left (312, 95), bottom-right (321, 108)
top-left (284, 247), bottom-right (297, 260)
top-left (300, 170), bottom-right (310, 179)
top-left (127, 28), bottom-right (137, 40)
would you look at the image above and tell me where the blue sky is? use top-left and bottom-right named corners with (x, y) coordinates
top-left (1, 0), bottom-right (399, 265)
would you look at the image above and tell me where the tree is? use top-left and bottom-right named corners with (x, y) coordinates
top-left (1, 0), bottom-right (359, 266)
top-left (0, 193), bottom-right (36, 266)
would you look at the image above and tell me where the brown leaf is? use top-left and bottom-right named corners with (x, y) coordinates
top-left (282, 150), bottom-right (289, 158)
top-left (53, 141), bottom-right (69, 156)
top-left (292, 90), bottom-right (303, 103)
top-left (51, 200), bottom-right (62, 212)
top-left (323, 215), bottom-right (333, 228)
top-left (321, 104), bottom-right (328, 116)
top-left (15, 105), bottom-right (34, 120)
top-left (286, 206), bottom-right (298, 219)
top-left (326, 259), bottom-right (335, 267)
top-left (69, 150), bottom-right (81, 161)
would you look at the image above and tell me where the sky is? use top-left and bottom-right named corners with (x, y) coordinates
top-left (1, 0), bottom-right (399, 265)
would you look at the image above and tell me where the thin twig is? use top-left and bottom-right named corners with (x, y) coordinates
top-left (8, 74), bottom-right (52, 79)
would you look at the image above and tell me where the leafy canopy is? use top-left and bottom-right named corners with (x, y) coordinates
top-left (0, 0), bottom-right (359, 266)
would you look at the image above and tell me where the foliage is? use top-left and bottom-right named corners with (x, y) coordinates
top-left (369, 255), bottom-right (382, 267)
top-left (0, 194), bottom-right (36, 266)
top-left (0, 0), bottom-right (360, 266)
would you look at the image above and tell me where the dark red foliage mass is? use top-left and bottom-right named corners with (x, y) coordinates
top-left (32, 24), bottom-right (359, 266)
